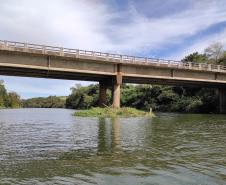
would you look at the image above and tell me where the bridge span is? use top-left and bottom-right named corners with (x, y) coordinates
top-left (0, 40), bottom-right (226, 113)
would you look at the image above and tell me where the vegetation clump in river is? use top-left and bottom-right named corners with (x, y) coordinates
top-left (74, 107), bottom-right (155, 118)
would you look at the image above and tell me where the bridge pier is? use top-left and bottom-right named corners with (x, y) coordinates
top-left (113, 74), bottom-right (122, 108)
top-left (218, 89), bottom-right (226, 114)
top-left (113, 83), bottom-right (121, 108)
top-left (99, 81), bottom-right (108, 107)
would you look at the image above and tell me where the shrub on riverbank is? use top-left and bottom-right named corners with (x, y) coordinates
top-left (0, 81), bottom-right (21, 108)
top-left (74, 107), bottom-right (155, 118)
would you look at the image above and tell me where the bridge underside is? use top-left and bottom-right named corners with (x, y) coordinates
top-left (0, 66), bottom-right (112, 82)
top-left (1, 65), bottom-right (226, 89)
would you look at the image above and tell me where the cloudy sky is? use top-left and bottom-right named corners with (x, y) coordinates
top-left (1, 0), bottom-right (226, 98)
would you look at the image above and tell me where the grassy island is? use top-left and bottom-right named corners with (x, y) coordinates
top-left (74, 107), bottom-right (155, 118)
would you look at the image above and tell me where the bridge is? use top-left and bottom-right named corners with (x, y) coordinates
top-left (1, 40), bottom-right (226, 113)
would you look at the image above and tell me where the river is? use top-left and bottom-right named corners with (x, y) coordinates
top-left (0, 109), bottom-right (226, 184)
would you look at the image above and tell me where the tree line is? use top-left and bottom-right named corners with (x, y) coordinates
top-left (22, 96), bottom-right (66, 108)
top-left (0, 81), bottom-right (66, 109)
top-left (65, 84), bottom-right (217, 113)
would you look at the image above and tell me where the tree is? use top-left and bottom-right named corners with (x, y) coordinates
top-left (0, 80), bottom-right (7, 108)
top-left (65, 84), bottom-right (103, 109)
top-left (204, 42), bottom-right (224, 64)
top-left (219, 51), bottom-right (226, 65)
top-left (0, 94), bottom-right (4, 108)
top-left (182, 52), bottom-right (208, 63)
top-left (7, 92), bottom-right (21, 108)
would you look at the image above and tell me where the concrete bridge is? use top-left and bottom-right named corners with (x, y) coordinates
top-left (1, 40), bottom-right (226, 113)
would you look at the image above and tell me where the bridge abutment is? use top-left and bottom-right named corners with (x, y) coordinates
top-left (218, 89), bottom-right (226, 114)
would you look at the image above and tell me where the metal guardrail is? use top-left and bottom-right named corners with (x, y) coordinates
top-left (0, 40), bottom-right (226, 73)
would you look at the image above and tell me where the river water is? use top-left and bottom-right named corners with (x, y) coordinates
top-left (0, 109), bottom-right (226, 185)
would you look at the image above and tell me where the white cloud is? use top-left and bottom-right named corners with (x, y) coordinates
top-left (111, 0), bottom-right (226, 55)
top-left (170, 28), bottom-right (226, 60)
top-left (0, 0), bottom-right (226, 55)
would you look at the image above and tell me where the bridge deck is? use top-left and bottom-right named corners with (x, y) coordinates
top-left (0, 40), bottom-right (226, 88)
top-left (0, 40), bottom-right (226, 73)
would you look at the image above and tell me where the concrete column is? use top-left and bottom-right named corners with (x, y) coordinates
top-left (113, 83), bottom-right (121, 108)
top-left (99, 81), bottom-right (107, 107)
top-left (112, 64), bottom-right (122, 108)
top-left (218, 89), bottom-right (226, 114)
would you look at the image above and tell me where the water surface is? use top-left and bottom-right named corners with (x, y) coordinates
top-left (0, 109), bottom-right (226, 184)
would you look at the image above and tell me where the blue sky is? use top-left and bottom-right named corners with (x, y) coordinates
top-left (0, 0), bottom-right (226, 99)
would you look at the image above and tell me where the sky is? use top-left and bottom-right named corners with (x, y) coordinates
top-left (0, 0), bottom-right (226, 98)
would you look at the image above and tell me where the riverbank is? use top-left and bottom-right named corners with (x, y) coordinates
top-left (74, 107), bottom-right (155, 118)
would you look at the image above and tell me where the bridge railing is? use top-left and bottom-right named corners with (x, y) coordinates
top-left (0, 40), bottom-right (225, 73)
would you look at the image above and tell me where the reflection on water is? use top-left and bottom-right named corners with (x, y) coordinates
top-left (0, 109), bottom-right (226, 184)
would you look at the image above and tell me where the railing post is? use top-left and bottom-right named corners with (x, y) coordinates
top-left (120, 55), bottom-right (123, 62)
top-left (92, 51), bottom-right (96, 59)
top-left (188, 62), bottom-right (192, 69)
top-left (106, 53), bottom-right (109, 61)
top-left (168, 60), bottom-right (171, 67)
top-left (24, 43), bottom-right (28, 52)
top-left (198, 63), bottom-right (202, 70)
top-left (60, 47), bottom-right (64, 56)
top-left (3, 41), bottom-right (8, 49)
top-left (76, 49), bottom-right (79, 58)
top-left (157, 59), bottom-right (160, 66)
top-left (218, 65), bottom-right (220, 72)
top-left (208, 64), bottom-right (211, 71)
top-left (145, 58), bottom-right (148, 63)
top-left (42, 46), bottom-right (46, 54)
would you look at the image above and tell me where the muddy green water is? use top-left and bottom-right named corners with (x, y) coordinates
top-left (0, 109), bottom-right (226, 185)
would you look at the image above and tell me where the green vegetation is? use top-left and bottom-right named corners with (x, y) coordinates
top-left (182, 52), bottom-right (208, 63)
top-left (66, 84), bottom-right (108, 109)
top-left (0, 80), bottom-right (21, 109)
top-left (66, 84), bottom-right (217, 113)
top-left (75, 107), bottom-right (154, 117)
top-left (0, 80), bottom-right (66, 109)
top-left (22, 96), bottom-right (66, 108)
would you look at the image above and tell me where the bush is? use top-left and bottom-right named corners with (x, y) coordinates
top-left (75, 107), bottom-right (154, 118)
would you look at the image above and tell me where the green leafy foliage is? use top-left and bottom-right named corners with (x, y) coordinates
top-left (66, 84), bottom-right (111, 109)
top-left (0, 80), bottom-right (22, 108)
top-left (219, 51), bottom-right (226, 65)
top-left (182, 52), bottom-right (208, 63)
top-left (22, 96), bottom-right (65, 108)
top-left (66, 83), bottom-right (218, 113)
